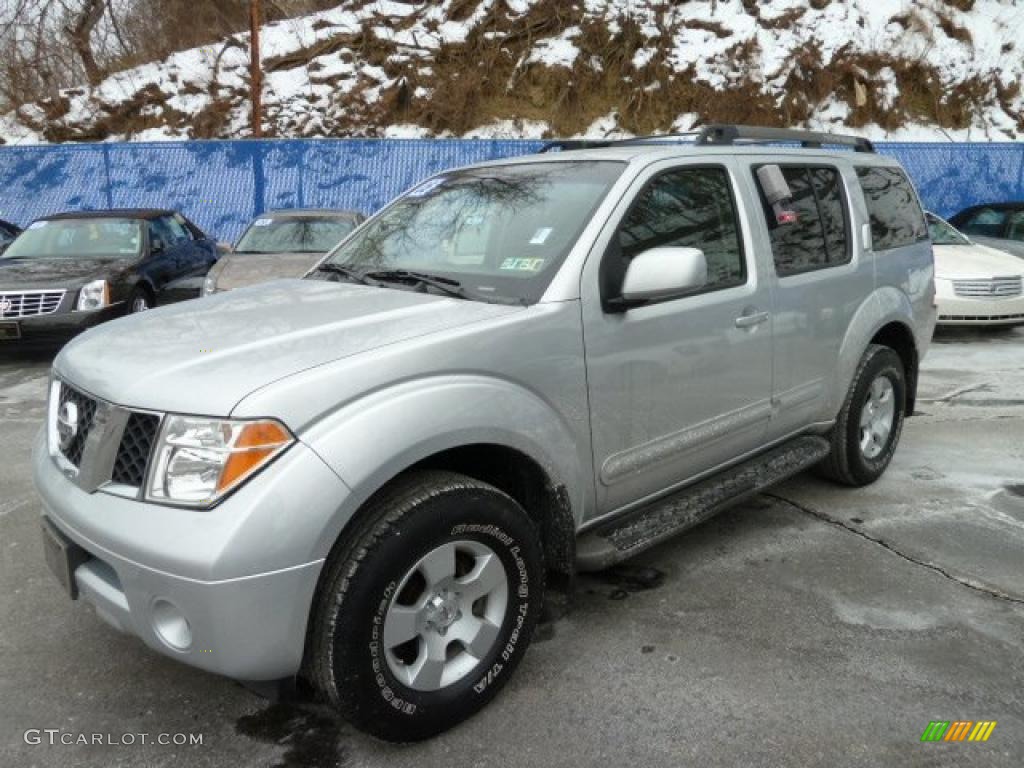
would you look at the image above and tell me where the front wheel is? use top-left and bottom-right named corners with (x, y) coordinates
top-left (818, 344), bottom-right (906, 486)
top-left (306, 471), bottom-right (545, 741)
top-left (128, 286), bottom-right (152, 313)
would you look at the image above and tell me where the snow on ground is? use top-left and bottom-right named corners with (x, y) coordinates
top-left (0, 0), bottom-right (1020, 144)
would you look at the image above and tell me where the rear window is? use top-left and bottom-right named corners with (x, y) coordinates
top-left (855, 167), bottom-right (928, 251)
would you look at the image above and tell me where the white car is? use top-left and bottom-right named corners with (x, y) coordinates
top-left (928, 212), bottom-right (1024, 326)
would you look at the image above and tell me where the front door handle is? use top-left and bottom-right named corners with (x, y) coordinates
top-left (735, 311), bottom-right (770, 329)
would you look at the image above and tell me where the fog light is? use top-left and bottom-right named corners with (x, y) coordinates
top-left (152, 599), bottom-right (192, 651)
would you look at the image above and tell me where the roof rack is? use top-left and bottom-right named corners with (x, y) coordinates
top-left (694, 124), bottom-right (875, 153)
top-left (539, 124), bottom-right (875, 154)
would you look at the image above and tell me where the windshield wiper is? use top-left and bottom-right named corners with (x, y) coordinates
top-left (315, 263), bottom-right (375, 285)
top-left (363, 269), bottom-right (469, 300)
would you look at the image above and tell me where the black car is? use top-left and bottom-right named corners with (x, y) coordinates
top-left (0, 219), bottom-right (21, 254)
top-left (0, 209), bottom-right (219, 347)
top-left (948, 202), bottom-right (1024, 259)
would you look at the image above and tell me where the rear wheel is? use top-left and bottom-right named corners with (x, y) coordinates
top-left (818, 344), bottom-right (906, 486)
top-left (306, 471), bottom-right (544, 742)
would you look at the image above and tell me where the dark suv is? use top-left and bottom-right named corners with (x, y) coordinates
top-left (0, 209), bottom-right (219, 346)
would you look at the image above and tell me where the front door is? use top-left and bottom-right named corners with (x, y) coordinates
top-left (581, 160), bottom-right (774, 516)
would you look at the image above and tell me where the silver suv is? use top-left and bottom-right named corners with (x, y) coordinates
top-left (34, 126), bottom-right (935, 741)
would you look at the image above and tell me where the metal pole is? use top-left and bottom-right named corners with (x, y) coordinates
top-left (249, 0), bottom-right (263, 138)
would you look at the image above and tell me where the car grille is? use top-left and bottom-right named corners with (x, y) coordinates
top-left (51, 379), bottom-right (164, 493)
top-left (952, 276), bottom-right (1023, 298)
top-left (111, 412), bottom-right (161, 487)
top-left (58, 382), bottom-right (97, 467)
top-left (0, 289), bottom-right (66, 318)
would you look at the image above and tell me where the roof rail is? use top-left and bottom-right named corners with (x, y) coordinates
top-left (539, 139), bottom-right (615, 152)
top-left (538, 124), bottom-right (875, 154)
top-left (695, 124), bottom-right (876, 153)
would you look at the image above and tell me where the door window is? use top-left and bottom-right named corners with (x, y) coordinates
top-left (755, 166), bottom-right (850, 276)
top-left (959, 208), bottom-right (1007, 238)
top-left (1005, 210), bottom-right (1024, 242)
top-left (855, 166), bottom-right (928, 250)
top-left (606, 166), bottom-right (745, 298)
top-left (165, 216), bottom-right (192, 244)
top-left (148, 219), bottom-right (176, 251)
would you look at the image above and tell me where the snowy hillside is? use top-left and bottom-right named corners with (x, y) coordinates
top-left (1, 0), bottom-right (1021, 144)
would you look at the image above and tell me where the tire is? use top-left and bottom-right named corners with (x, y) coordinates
top-left (817, 344), bottom-right (906, 487)
top-left (307, 471), bottom-right (545, 742)
top-left (129, 286), bottom-right (153, 313)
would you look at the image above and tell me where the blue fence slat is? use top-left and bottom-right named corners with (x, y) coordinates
top-left (0, 138), bottom-right (1019, 242)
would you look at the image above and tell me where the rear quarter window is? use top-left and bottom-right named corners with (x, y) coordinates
top-left (855, 167), bottom-right (928, 251)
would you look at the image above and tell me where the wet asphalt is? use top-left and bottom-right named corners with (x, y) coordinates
top-left (1, 326), bottom-right (1023, 767)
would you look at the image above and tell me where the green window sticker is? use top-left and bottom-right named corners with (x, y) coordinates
top-left (499, 257), bottom-right (546, 272)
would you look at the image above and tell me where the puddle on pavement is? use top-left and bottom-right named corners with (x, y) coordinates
top-left (236, 699), bottom-right (348, 768)
top-left (987, 485), bottom-right (1024, 521)
top-left (588, 564), bottom-right (666, 600)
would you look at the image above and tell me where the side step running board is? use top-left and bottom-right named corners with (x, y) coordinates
top-left (576, 436), bottom-right (830, 571)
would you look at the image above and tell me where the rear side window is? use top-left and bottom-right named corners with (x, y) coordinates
top-left (755, 165), bottom-right (850, 276)
top-left (855, 167), bottom-right (928, 250)
top-left (612, 165), bottom-right (745, 293)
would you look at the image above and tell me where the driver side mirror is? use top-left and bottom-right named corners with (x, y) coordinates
top-left (150, 238), bottom-right (166, 254)
top-left (613, 246), bottom-right (708, 310)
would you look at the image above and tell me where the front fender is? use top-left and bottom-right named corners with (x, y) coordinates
top-left (297, 374), bottom-right (588, 561)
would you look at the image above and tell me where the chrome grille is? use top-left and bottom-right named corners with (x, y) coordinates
top-left (0, 289), bottom-right (66, 318)
top-left (57, 382), bottom-right (97, 467)
top-left (111, 412), bottom-right (161, 488)
top-left (952, 276), bottom-right (1022, 298)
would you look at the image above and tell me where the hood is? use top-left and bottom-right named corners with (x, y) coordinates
top-left (966, 235), bottom-right (1024, 260)
top-left (0, 256), bottom-right (133, 289)
top-left (55, 279), bottom-right (520, 416)
top-left (933, 242), bottom-right (1024, 279)
top-left (214, 252), bottom-right (323, 292)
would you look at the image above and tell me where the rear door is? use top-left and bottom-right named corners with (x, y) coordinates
top-left (173, 213), bottom-right (219, 274)
top-left (744, 159), bottom-right (869, 438)
top-left (581, 159), bottom-right (774, 516)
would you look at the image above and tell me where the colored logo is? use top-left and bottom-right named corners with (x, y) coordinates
top-left (921, 721), bottom-right (997, 742)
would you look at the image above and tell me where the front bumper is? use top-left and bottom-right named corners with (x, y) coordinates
top-left (935, 279), bottom-right (1024, 326)
top-left (1, 304), bottom-right (124, 347)
top-left (32, 431), bottom-right (351, 681)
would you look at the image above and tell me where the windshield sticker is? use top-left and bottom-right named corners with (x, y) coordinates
top-left (28, 221), bottom-right (47, 230)
top-left (408, 177), bottom-right (447, 198)
top-left (253, 218), bottom-right (272, 227)
top-left (500, 257), bottom-right (545, 273)
top-left (529, 227), bottom-right (553, 245)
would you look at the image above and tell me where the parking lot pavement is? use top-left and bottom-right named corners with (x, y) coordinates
top-left (2, 328), bottom-right (1023, 768)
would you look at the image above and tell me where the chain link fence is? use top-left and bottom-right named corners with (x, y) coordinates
top-left (0, 139), bottom-right (1021, 242)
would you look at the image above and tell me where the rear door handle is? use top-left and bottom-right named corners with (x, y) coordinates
top-left (735, 311), bottom-right (770, 328)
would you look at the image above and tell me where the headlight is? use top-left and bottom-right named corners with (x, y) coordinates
top-left (146, 416), bottom-right (294, 507)
top-left (202, 273), bottom-right (217, 296)
top-left (76, 279), bottom-right (110, 311)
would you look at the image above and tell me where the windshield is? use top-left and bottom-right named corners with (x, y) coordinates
top-left (318, 161), bottom-right (625, 304)
top-left (236, 216), bottom-right (359, 254)
top-left (1, 218), bottom-right (142, 260)
top-left (927, 213), bottom-right (970, 246)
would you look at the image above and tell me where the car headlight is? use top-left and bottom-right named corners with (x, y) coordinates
top-left (146, 415), bottom-right (294, 507)
top-left (202, 273), bottom-right (217, 296)
top-left (76, 279), bottom-right (110, 311)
